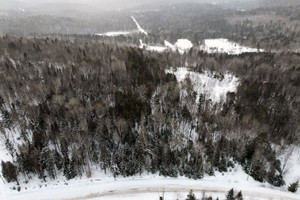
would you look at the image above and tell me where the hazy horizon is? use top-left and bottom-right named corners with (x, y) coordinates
top-left (2, 0), bottom-right (194, 11)
top-left (2, 0), bottom-right (299, 14)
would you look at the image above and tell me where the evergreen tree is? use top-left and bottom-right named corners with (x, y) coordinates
top-left (46, 152), bottom-right (56, 179)
top-left (218, 155), bottom-right (228, 172)
top-left (2, 110), bottom-right (12, 127)
top-left (0, 95), bottom-right (5, 107)
top-left (250, 162), bottom-right (265, 182)
top-left (1, 161), bottom-right (18, 183)
top-left (236, 191), bottom-right (243, 200)
top-left (63, 156), bottom-right (70, 179)
top-left (5, 139), bottom-right (14, 157)
top-left (268, 171), bottom-right (285, 187)
top-left (54, 150), bottom-right (63, 170)
top-left (186, 189), bottom-right (196, 200)
top-left (68, 159), bottom-right (77, 180)
top-left (63, 156), bottom-right (77, 180)
top-left (208, 166), bottom-right (215, 176)
top-left (273, 173), bottom-right (285, 187)
top-left (226, 188), bottom-right (235, 200)
top-left (288, 181), bottom-right (299, 193)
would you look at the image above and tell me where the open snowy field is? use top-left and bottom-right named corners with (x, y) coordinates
top-left (140, 38), bottom-right (265, 55)
top-left (199, 38), bottom-right (263, 55)
top-left (165, 67), bottom-right (239, 104)
top-left (139, 39), bottom-right (193, 54)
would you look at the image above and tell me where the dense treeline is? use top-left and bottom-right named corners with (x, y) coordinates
top-left (184, 188), bottom-right (244, 200)
top-left (96, 4), bottom-right (300, 51)
top-left (0, 36), bottom-right (299, 189)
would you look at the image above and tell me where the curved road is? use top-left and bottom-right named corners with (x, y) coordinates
top-left (63, 186), bottom-right (300, 200)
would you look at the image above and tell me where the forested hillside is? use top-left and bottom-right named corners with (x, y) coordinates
top-left (1, 3), bottom-right (300, 51)
top-left (0, 35), bottom-right (299, 190)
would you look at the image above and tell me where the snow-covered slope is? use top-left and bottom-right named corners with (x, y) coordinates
top-left (166, 67), bottom-right (239, 104)
top-left (0, 126), bottom-right (24, 163)
top-left (131, 16), bottom-right (148, 35)
top-left (279, 146), bottom-right (300, 187)
top-left (200, 38), bottom-right (263, 55)
top-left (96, 16), bottom-right (147, 37)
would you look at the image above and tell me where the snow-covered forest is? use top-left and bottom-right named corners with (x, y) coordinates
top-left (0, 34), bottom-right (299, 188)
top-left (0, 1), bottom-right (300, 200)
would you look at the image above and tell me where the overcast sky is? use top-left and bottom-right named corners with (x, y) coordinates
top-left (1, 0), bottom-right (200, 11)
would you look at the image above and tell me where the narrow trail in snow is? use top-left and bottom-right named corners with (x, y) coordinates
top-left (61, 186), bottom-right (299, 200)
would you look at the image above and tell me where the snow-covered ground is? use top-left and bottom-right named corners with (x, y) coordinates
top-left (175, 39), bottom-right (193, 53)
top-left (278, 146), bottom-right (300, 187)
top-left (1, 164), bottom-right (300, 200)
top-left (166, 67), bottom-right (239, 104)
top-left (139, 40), bottom-right (168, 53)
top-left (199, 38), bottom-right (263, 55)
top-left (96, 31), bottom-right (135, 37)
top-left (0, 126), bottom-right (24, 163)
top-left (140, 39), bottom-right (193, 54)
top-left (140, 38), bottom-right (264, 55)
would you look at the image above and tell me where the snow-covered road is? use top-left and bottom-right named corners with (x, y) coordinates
top-left (2, 162), bottom-right (300, 200)
top-left (64, 185), bottom-right (300, 200)
top-left (3, 174), bottom-right (300, 200)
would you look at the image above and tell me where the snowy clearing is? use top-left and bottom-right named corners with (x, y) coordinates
top-left (166, 67), bottom-right (239, 104)
top-left (96, 16), bottom-right (147, 37)
top-left (175, 39), bottom-right (193, 53)
top-left (96, 31), bottom-right (134, 37)
top-left (139, 40), bottom-right (168, 52)
top-left (199, 38), bottom-right (264, 55)
top-left (140, 39), bottom-right (193, 54)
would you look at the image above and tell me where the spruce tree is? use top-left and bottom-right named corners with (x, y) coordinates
top-left (186, 189), bottom-right (196, 200)
top-left (1, 161), bottom-right (18, 183)
top-left (236, 191), bottom-right (243, 200)
top-left (288, 181), bottom-right (299, 193)
top-left (226, 188), bottom-right (235, 200)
